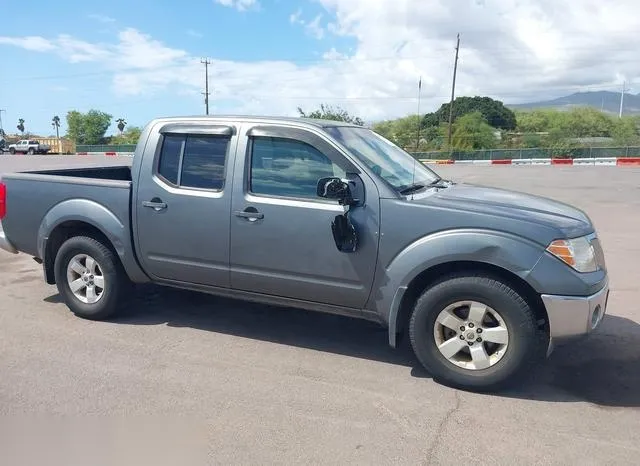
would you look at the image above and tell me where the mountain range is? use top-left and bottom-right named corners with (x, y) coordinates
top-left (508, 91), bottom-right (640, 116)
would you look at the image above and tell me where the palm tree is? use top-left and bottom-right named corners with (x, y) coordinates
top-left (116, 118), bottom-right (126, 135)
top-left (52, 116), bottom-right (61, 139)
top-left (17, 118), bottom-right (25, 135)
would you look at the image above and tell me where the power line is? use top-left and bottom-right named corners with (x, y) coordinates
top-left (447, 33), bottom-right (460, 147)
top-left (201, 58), bottom-right (211, 115)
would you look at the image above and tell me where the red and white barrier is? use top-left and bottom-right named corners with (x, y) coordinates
top-left (420, 157), bottom-right (640, 166)
top-left (76, 152), bottom-right (134, 157)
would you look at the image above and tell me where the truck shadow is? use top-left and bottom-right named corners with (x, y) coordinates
top-left (56, 284), bottom-right (640, 409)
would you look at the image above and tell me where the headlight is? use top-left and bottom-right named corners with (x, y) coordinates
top-left (546, 236), bottom-right (597, 273)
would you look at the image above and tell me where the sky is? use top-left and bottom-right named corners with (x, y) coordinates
top-left (0, 0), bottom-right (638, 136)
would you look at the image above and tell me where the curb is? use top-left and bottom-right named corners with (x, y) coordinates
top-left (420, 157), bottom-right (640, 166)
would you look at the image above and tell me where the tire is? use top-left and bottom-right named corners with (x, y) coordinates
top-left (27, 148), bottom-right (35, 155)
top-left (9, 148), bottom-right (15, 154)
top-left (54, 236), bottom-right (127, 320)
top-left (409, 274), bottom-right (546, 392)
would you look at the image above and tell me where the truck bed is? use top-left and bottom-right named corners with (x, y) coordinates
top-left (25, 165), bottom-right (132, 181)
top-left (0, 165), bottom-right (133, 259)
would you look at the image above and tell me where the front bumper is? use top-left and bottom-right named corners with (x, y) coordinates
top-left (0, 229), bottom-right (18, 254)
top-left (541, 277), bottom-right (609, 343)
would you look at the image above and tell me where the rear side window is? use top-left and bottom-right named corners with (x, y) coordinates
top-left (157, 134), bottom-right (229, 190)
top-left (157, 135), bottom-right (183, 184)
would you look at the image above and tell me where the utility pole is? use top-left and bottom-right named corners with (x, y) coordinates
top-left (201, 58), bottom-right (211, 115)
top-left (447, 33), bottom-right (460, 148)
top-left (619, 80), bottom-right (627, 118)
top-left (0, 109), bottom-right (5, 134)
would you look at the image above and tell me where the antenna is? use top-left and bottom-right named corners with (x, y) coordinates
top-left (415, 76), bottom-right (422, 151)
top-left (410, 77), bottom-right (421, 200)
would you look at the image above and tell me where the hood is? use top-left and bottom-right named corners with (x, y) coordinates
top-left (417, 182), bottom-right (593, 238)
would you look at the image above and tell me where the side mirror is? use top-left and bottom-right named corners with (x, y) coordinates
top-left (317, 177), bottom-right (356, 206)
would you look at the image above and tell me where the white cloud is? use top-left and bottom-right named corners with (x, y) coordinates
top-left (56, 34), bottom-right (111, 63)
top-left (187, 29), bottom-right (203, 38)
top-left (290, 10), bottom-right (325, 40)
top-left (0, 36), bottom-right (55, 51)
top-left (88, 14), bottom-right (116, 24)
top-left (1, 0), bottom-right (639, 123)
top-left (214, 0), bottom-right (258, 12)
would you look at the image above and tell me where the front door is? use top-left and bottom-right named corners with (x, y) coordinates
top-left (229, 124), bottom-right (380, 309)
top-left (135, 126), bottom-right (237, 287)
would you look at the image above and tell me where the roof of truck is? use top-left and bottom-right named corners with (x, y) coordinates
top-left (149, 115), bottom-right (364, 129)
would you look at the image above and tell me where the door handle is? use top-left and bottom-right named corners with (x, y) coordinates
top-left (234, 209), bottom-right (264, 220)
top-left (143, 200), bottom-right (168, 211)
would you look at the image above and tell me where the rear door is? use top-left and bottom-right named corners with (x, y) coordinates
top-left (134, 122), bottom-right (238, 287)
top-left (229, 123), bottom-right (381, 309)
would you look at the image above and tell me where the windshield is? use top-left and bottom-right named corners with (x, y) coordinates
top-left (325, 126), bottom-right (440, 192)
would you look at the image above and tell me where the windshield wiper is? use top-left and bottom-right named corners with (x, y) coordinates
top-left (426, 176), bottom-right (449, 188)
top-left (400, 177), bottom-right (450, 195)
top-left (399, 183), bottom-right (426, 195)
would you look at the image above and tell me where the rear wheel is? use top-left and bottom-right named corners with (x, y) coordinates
top-left (27, 148), bottom-right (35, 155)
top-left (409, 274), bottom-right (546, 392)
top-left (9, 147), bottom-right (15, 154)
top-left (54, 236), bottom-right (127, 320)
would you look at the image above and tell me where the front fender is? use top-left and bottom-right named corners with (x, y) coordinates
top-left (368, 229), bottom-right (546, 337)
top-left (37, 199), bottom-right (149, 283)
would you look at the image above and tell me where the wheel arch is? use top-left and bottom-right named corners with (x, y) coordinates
top-left (43, 220), bottom-right (121, 285)
top-left (389, 260), bottom-right (550, 348)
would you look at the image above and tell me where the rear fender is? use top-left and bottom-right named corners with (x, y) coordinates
top-left (38, 199), bottom-right (149, 283)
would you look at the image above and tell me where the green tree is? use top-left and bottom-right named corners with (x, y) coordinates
top-left (611, 117), bottom-right (640, 145)
top-left (516, 107), bottom-right (617, 139)
top-left (17, 118), bottom-right (25, 135)
top-left (66, 109), bottom-right (112, 145)
top-left (116, 118), bottom-right (127, 135)
top-left (424, 96), bottom-right (517, 130)
top-left (373, 115), bottom-right (421, 149)
top-left (52, 115), bottom-right (61, 139)
top-left (450, 111), bottom-right (498, 150)
top-left (297, 103), bottom-right (364, 126)
top-left (110, 126), bottom-right (142, 144)
top-left (514, 110), bottom-right (550, 133)
top-left (563, 107), bottom-right (612, 137)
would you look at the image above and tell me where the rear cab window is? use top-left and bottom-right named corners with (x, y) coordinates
top-left (156, 133), bottom-right (230, 191)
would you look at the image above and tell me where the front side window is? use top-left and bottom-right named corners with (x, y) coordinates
top-left (157, 134), bottom-right (229, 190)
top-left (249, 137), bottom-right (345, 200)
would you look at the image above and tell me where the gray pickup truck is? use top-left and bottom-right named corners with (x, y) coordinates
top-left (0, 116), bottom-right (609, 391)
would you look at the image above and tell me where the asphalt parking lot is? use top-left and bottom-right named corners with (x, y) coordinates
top-left (1, 155), bottom-right (639, 464)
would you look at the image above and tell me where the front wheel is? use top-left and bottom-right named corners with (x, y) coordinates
top-left (409, 274), bottom-right (547, 392)
top-left (54, 236), bottom-right (127, 320)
